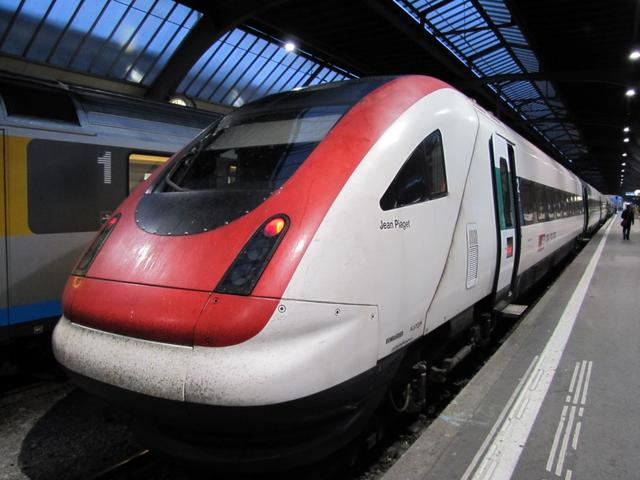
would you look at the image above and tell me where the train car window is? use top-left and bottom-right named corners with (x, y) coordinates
top-left (535, 184), bottom-right (548, 221)
top-left (553, 190), bottom-right (560, 217)
top-left (519, 178), bottom-right (537, 225)
top-left (380, 130), bottom-right (447, 211)
top-left (547, 187), bottom-right (557, 220)
top-left (499, 158), bottom-right (514, 228)
top-left (129, 153), bottom-right (170, 193)
top-left (0, 82), bottom-right (79, 124)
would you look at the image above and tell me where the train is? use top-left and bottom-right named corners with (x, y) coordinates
top-left (0, 72), bottom-right (220, 343)
top-left (52, 75), bottom-right (611, 469)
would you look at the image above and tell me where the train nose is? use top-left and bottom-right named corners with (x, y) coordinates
top-left (63, 275), bottom-right (280, 347)
top-left (64, 276), bottom-right (211, 346)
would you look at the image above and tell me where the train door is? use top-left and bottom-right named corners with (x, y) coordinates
top-left (0, 129), bottom-right (7, 333)
top-left (582, 185), bottom-right (589, 236)
top-left (490, 134), bottom-right (518, 302)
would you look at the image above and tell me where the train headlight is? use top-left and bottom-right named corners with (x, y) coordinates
top-left (215, 215), bottom-right (289, 295)
top-left (72, 214), bottom-right (121, 277)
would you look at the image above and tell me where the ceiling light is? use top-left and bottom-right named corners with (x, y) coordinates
top-left (623, 162), bottom-right (627, 166)
top-left (624, 138), bottom-right (630, 143)
top-left (630, 50), bottom-right (640, 60)
top-left (626, 88), bottom-right (636, 97)
top-left (623, 153), bottom-right (628, 157)
top-left (622, 169), bottom-right (626, 172)
top-left (284, 42), bottom-right (296, 52)
top-left (168, 95), bottom-right (194, 107)
top-left (624, 126), bottom-right (630, 133)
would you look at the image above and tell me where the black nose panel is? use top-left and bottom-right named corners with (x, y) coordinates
top-left (135, 190), bottom-right (268, 236)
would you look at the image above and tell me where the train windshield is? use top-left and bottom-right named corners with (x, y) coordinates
top-left (162, 105), bottom-right (344, 193)
top-left (137, 77), bottom-right (392, 235)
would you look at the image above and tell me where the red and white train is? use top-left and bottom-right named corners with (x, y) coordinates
top-left (52, 76), bottom-right (609, 468)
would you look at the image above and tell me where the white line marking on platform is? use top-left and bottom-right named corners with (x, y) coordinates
top-left (572, 361), bottom-right (587, 404)
top-left (565, 469), bottom-right (573, 480)
top-left (462, 218), bottom-right (614, 480)
top-left (461, 356), bottom-right (539, 480)
top-left (581, 361), bottom-right (593, 405)
top-left (546, 405), bottom-right (568, 471)
top-left (556, 405), bottom-right (576, 475)
top-left (568, 362), bottom-right (580, 393)
top-left (572, 421), bottom-right (582, 450)
top-left (578, 407), bottom-right (584, 417)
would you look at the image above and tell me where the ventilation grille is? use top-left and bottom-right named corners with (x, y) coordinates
top-left (466, 224), bottom-right (479, 289)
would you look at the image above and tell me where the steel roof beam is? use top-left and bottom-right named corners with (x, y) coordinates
top-left (464, 68), bottom-right (634, 87)
top-left (437, 22), bottom-right (516, 37)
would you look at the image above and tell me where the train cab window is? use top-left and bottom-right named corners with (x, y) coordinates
top-left (380, 130), bottom-right (447, 211)
top-left (161, 105), bottom-right (343, 193)
top-left (129, 153), bottom-right (170, 193)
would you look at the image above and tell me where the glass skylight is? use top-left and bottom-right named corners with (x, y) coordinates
top-left (0, 0), bottom-right (201, 85)
top-left (394, 0), bottom-right (587, 163)
top-left (177, 26), bottom-right (355, 107)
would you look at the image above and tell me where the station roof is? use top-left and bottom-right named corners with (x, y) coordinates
top-left (0, 0), bottom-right (636, 193)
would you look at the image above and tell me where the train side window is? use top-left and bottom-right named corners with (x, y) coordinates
top-left (553, 190), bottom-right (561, 217)
top-left (129, 153), bottom-right (170, 193)
top-left (547, 187), bottom-right (557, 220)
top-left (380, 130), bottom-right (447, 211)
top-left (535, 184), bottom-right (548, 221)
top-left (0, 82), bottom-right (79, 124)
top-left (519, 178), bottom-right (536, 225)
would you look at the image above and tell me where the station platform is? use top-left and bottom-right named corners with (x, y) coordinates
top-left (383, 215), bottom-right (639, 480)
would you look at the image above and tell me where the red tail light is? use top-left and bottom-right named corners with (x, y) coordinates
top-left (215, 215), bottom-right (289, 296)
top-left (264, 217), bottom-right (286, 237)
top-left (72, 214), bottom-right (121, 277)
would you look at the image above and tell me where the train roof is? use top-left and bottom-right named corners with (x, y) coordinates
top-left (0, 72), bottom-right (221, 132)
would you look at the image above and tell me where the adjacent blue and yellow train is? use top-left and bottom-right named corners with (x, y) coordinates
top-left (0, 73), bottom-right (220, 342)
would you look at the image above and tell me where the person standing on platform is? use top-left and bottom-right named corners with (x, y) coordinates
top-left (621, 203), bottom-right (634, 240)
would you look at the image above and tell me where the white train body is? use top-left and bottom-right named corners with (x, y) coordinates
top-left (52, 76), bottom-right (608, 467)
